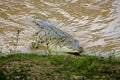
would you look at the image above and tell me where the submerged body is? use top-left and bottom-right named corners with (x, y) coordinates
top-left (33, 19), bottom-right (83, 55)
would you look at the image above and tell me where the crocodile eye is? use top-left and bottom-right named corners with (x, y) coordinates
top-left (40, 40), bottom-right (44, 43)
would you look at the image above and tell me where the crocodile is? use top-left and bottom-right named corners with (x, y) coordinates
top-left (32, 19), bottom-right (83, 55)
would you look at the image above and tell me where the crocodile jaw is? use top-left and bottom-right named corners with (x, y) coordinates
top-left (48, 44), bottom-right (83, 53)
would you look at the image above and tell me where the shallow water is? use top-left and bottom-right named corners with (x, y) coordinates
top-left (0, 0), bottom-right (120, 56)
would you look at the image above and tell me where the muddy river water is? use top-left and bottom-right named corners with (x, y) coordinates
top-left (0, 0), bottom-right (120, 57)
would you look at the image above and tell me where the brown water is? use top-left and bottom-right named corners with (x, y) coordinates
top-left (0, 0), bottom-right (120, 57)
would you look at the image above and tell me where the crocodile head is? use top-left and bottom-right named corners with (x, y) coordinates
top-left (33, 19), bottom-right (83, 55)
top-left (47, 37), bottom-right (83, 54)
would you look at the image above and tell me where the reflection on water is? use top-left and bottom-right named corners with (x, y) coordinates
top-left (0, 0), bottom-right (120, 56)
